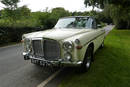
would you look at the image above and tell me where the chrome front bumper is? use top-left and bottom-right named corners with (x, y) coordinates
top-left (23, 52), bottom-right (82, 67)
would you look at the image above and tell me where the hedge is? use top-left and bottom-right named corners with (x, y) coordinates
top-left (0, 27), bottom-right (44, 45)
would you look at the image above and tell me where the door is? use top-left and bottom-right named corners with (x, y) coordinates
top-left (91, 18), bottom-right (105, 51)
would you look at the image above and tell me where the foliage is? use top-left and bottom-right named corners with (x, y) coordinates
top-left (0, 27), bottom-right (39, 45)
top-left (38, 7), bottom-right (70, 29)
top-left (71, 11), bottom-right (90, 16)
top-left (51, 8), bottom-right (70, 21)
top-left (0, 0), bottom-right (31, 23)
top-left (1, 0), bottom-right (20, 10)
top-left (84, 0), bottom-right (98, 10)
top-left (84, 0), bottom-right (130, 29)
top-left (16, 6), bottom-right (31, 19)
top-left (1, 6), bottom-right (31, 21)
top-left (103, 4), bottom-right (130, 29)
top-left (84, 0), bottom-right (130, 9)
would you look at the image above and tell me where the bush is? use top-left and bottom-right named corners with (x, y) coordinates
top-left (0, 27), bottom-right (44, 45)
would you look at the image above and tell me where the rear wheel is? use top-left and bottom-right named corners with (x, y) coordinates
top-left (81, 46), bottom-right (93, 72)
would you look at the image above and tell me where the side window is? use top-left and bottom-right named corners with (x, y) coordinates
top-left (86, 18), bottom-right (93, 28)
top-left (92, 19), bottom-right (97, 29)
top-left (86, 18), bottom-right (97, 29)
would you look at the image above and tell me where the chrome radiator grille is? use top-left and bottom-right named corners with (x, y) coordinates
top-left (32, 40), bottom-right (44, 57)
top-left (32, 39), bottom-right (60, 60)
top-left (44, 40), bottom-right (60, 61)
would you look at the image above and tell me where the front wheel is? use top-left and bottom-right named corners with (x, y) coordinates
top-left (81, 46), bottom-right (93, 72)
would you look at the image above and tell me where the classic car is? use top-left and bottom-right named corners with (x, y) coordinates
top-left (22, 16), bottom-right (105, 72)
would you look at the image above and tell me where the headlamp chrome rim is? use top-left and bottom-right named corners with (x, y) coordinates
top-left (63, 41), bottom-right (74, 51)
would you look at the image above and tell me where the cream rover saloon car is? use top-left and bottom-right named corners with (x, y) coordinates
top-left (22, 16), bottom-right (105, 71)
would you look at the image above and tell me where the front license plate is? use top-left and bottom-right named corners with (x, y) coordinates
top-left (31, 59), bottom-right (45, 66)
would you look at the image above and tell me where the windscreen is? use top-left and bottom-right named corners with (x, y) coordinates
top-left (54, 17), bottom-right (92, 29)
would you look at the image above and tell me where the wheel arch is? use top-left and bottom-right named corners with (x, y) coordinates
top-left (88, 42), bottom-right (94, 53)
top-left (83, 42), bottom-right (94, 62)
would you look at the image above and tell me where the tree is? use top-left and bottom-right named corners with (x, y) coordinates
top-left (84, 0), bottom-right (98, 10)
top-left (17, 5), bottom-right (31, 19)
top-left (84, 0), bottom-right (130, 29)
top-left (0, 0), bottom-right (20, 21)
top-left (49, 7), bottom-right (70, 27)
top-left (0, 0), bottom-right (31, 28)
top-left (1, 0), bottom-right (20, 10)
top-left (51, 7), bottom-right (70, 21)
top-left (37, 7), bottom-right (71, 29)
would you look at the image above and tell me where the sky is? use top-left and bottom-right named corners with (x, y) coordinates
top-left (0, 0), bottom-right (101, 12)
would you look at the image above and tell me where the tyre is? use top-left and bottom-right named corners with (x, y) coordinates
top-left (81, 46), bottom-right (93, 72)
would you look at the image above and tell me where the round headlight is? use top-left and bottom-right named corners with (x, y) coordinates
top-left (64, 52), bottom-right (72, 60)
top-left (63, 41), bottom-right (73, 51)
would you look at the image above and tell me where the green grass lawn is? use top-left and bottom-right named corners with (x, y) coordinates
top-left (59, 29), bottom-right (130, 87)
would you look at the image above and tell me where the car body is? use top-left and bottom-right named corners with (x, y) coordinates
top-left (22, 16), bottom-right (105, 71)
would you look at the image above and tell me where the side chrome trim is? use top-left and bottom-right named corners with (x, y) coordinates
top-left (83, 32), bottom-right (105, 46)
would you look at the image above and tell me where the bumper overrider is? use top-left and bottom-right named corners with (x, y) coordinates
top-left (23, 52), bottom-right (82, 67)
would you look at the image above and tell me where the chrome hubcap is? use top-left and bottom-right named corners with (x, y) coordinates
top-left (86, 61), bottom-right (90, 68)
top-left (86, 56), bottom-right (91, 68)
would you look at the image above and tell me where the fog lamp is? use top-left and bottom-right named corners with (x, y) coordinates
top-left (64, 52), bottom-right (72, 60)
